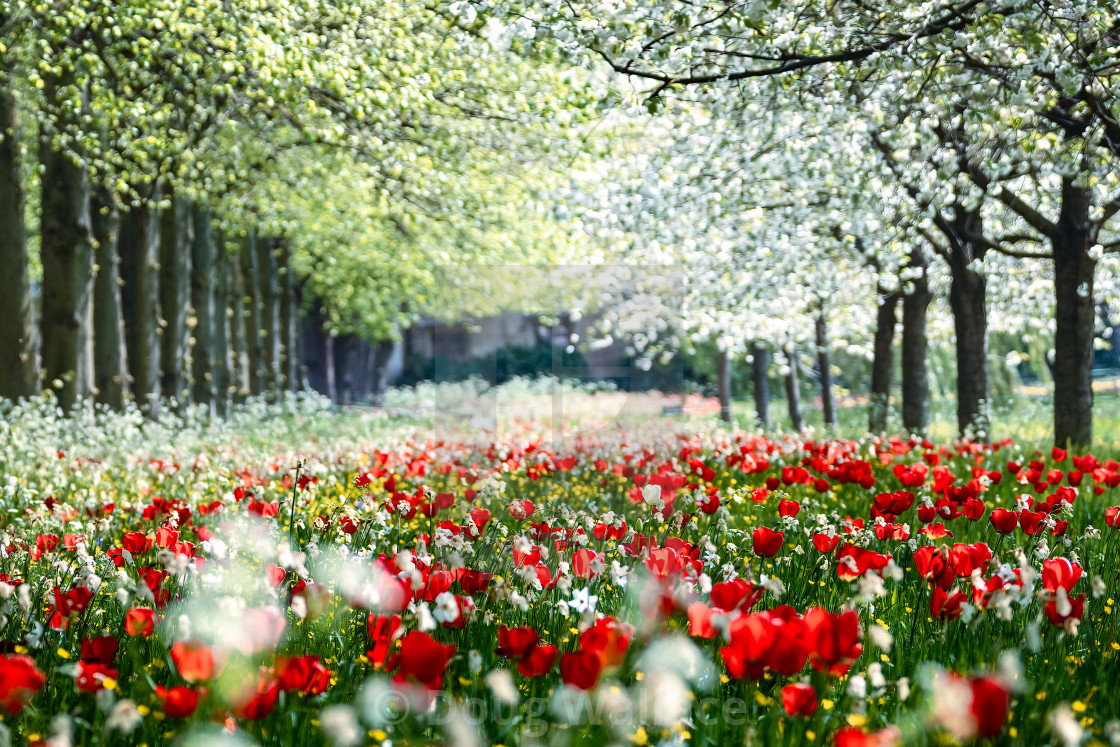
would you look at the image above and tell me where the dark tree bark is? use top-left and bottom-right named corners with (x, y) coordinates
top-left (39, 115), bottom-right (95, 412)
top-left (91, 185), bottom-right (128, 411)
top-left (901, 246), bottom-right (932, 434)
top-left (815, 311), bottom-right (835, 430)
top-left (947, 254), bottom-right (988, 440)
top-left (716, 348), bottom-right (732, 423)
top-left (228, 235), bottom-right (249, 406)
top-left (278, 246), bottom-right (300, 391)
top-left (0, 79), bottom-right (40, 399)
top-left (868, 288), bottom-right (899, 433)
top-left (212, 228), bottom-right (232, 418)
top-left (333, 334), bottom-right (355, 405)
top-left (240, 231), bottom-right (265, 396)
top-left (159, 189), bottom-right (193, 408)
top-left (190, 205), bottom-right (217, 413)
top-left (931, 206), bottom-right (990, 442)
top-left (324, 332), bottom-right (337, 404)
top-left (257, 237), bottom-right (282, 395)
top-left (371, 339), bottom-right (395, 403)
top-left (1052, 178), bottom-right (1096, 449)
top-left (784, 344), bottom-right (804, 432)
top-left (118, 189), bottom-right (163, 420)
top-left (751, 341), bottom-right (770, 429)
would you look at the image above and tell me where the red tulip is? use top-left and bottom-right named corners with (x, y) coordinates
top-left (834, 726), bottom-right (900, 747)
top-left (949, 543), bottom-right (991, 577)
top-left (1019, 509), bottom-right (1046, 535)
top-left (721, 614), bottom-right (774, 680)
top-left (496, 626), bottom-right (540, 660)
top-left (75, 661), bottom-right (118, 693)
top-left (1042, 558), bottom-right (1082, 593)
top-left (80, 636), bottom-right (119, 667)
top-left (121, 531), bottom-right (152, 554)
top-left (389, 631), bottom-right (456, 690)
top-left (804, 608), bottom-right (862, 676)
top-left (518, 645), bottom-right (558, 677)
top-left (560, 650), bottom-right (603, 690)
top-left (49, 585), bottom-right (93, 629)
top-left (813, 533), bottom-right (840, 553)
top-left (1106, 506), bottom-right (1120, 527)
top-left (0, 655), bottom-right (45, 713)
top-left (778, 499), bottom-right (801, 517)
top-left (125, 607), bottom-right (156, 638)
top-left (266, 564), bottom-right (286, 587)
top-left (469, 508), bottom-right (491, 532)
top-left (930, 586), bottom-right (966, 620)
top-left (155, 685), bottom-right (202, 718)
top-left (509, 499), bottom-right (535, 519)
top-left (1044, 592), bottom-right (1086, 628)
top-left (752, 527), bottom-right (784, 557)
top-left (710, 579), bottom-right (761, 612)
top-left (275, 656), bottom-right (332, 695)
top-left (171, 640), bottom-right (216, 683)
top-left (913, 545), bottom-right (956, 589)
top-left (233, 680), bottom-right (280, 720)
top-left (368, 614), bottom-right (401, 668)
top-left (154, 526), bottom-right (180, 548)
top-left (781, 683), bottom-right (817, 717)
top-left (579, 617), bottom-right (633, 668)
top-left (572, 548), bottom-right (600, 579)
top-left (989, 508), bottom-right (1018, 534)
top-left (460, 569), bottom-right (494, 595)
top-left (969, 676), bottom-right (1010, 737)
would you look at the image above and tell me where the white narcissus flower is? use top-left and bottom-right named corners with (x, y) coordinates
top-left (569, 587), bottom-right (598, 614)
top-left (1049, 704), bottom-right (1085, 747)
top-left (433, 591), bottom-right (460, 624)
top-left (485, 670), bottom-right (519, 705)
top-left (610, 560), bottom-right (629, 588)
top-left (868, 624), bottom-right (893, 652)
top-left (320, 705), bottom-right (361, 746)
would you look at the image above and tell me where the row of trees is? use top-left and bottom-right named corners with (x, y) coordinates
top-left (0, 0), bottom-right (592, 417)
top-left (508, 0), bottom-right (1120, 448)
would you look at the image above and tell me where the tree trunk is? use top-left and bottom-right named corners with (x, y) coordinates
top-left (372, 339), bottom-right (395, 403)
top-left (334, 334), bottom-right (354, 405)
top-left (0, 79), bottom-right (40, 399)
top-left (39, 117), bottom-right (95, 412)
top-left (257, 237), bottom-right (281, 396)
top-left (784, 344), bottom-right (804, 432)
top-left (716, 348), bottom-right (732, 423)
top-left (228, 235), bottom-right (249, 406)
top-left (118, 190), bottom-right (163, 420)
top-left (212, 227), bottom-right (232, 418)
top-left (278, 246), bottom-right (299, 391)
top-left (815, 311), bottom-right (835, 430)
top-left (901, 246), bottom-right (931, 434)
top-left (324, 332), bottom-right (337, 404)
top-left (241, 231), bottom-right (265, 396)
top-left (91, 185), bottom-right (128, 411)
top-left (190, 205), bottom-right (216, 414)
top-left (868, 288), bottom-right (899, 433)
top-left (1052, 179), bottom-right (1096, 449)
top-left (158, 190), bottom-right (193, 408)
top-left (947, 254), bottom-right (988, 441)
top-left (751, 341), bottom-right (770, 429)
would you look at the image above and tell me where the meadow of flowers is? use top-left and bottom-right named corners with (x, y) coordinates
top-left (1, 394), bottom-right (1119, 746)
